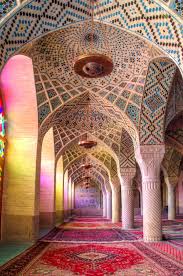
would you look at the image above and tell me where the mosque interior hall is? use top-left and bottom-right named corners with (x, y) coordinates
top-left (0, 0), bottom-right (183, 275)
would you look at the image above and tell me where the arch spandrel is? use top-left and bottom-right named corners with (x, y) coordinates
top-left (162, 146), bottom-right (182, 180)
top-left (120, 128), bottom-right (136, 170)
top-left (140, 58), bottom-right (177, 145)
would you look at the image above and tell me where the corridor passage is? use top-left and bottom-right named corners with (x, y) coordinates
top-left (0, 216), bottom-right (183, 275)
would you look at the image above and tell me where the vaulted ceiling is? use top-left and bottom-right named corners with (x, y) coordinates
top-left (0, 0), bottom-right (183, 189)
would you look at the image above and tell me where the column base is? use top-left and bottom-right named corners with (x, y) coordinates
top-left (2, 214), bottom-right (39, 242)
top-left (64, 209), bottom-right (72, 222)
top-left (56, 210), bottom-right (64, 225)
top-left (122, 224), bottom-right (134, 230)
top-left (40, 212), bottom-right (55, 228)
top-left (143, 235), bottom-right (162, 242)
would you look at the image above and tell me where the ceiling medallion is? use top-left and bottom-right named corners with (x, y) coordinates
top-left (74, 0), bottom-right (113, 78)
top-left (74, 53), bottom-right (113, 78)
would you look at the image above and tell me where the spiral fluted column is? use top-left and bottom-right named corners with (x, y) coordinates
top-left (121, 169), bottom-right (136, 229)
top-left (112, 186), bottom-right (120, 223)
top-left (135, 145), bottom-right (165, 242)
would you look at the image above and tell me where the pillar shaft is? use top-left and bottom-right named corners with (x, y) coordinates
top-left (121, 170), bottom-right (135, 229)
top-left (168, 185), bottom-right (176, 220)
top-left (112, 186), bottom-right (120, 223)
top-left (135, 145), bottom-right (165, 242)
top-left (102, 193), bottom-right (107, 217)
top-left (106, 191), bottom-right (112, 219)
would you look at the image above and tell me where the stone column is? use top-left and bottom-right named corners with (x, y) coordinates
top-left (121, 169), bottom-right (136, 229)
top-left (112, 186), bottom-right (120, 223)
top-left (140, 190), bottom-right (143, 216)
top-left (167, 180), bottom-right (177, 220)
top-left (135, 145), bottom-right (165, 242)
top-left (164, 176), bottom-right (177, 220)
top-left (64, 170), bottom-right (69, 221)
top-left (106, 191), bottom-right (112, 219)
top-left (71, 182), bottom-right (75, 211)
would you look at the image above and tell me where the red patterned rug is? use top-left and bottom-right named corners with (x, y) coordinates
top-left (40, 228), bottom-right (142, 242)
top-left (62, 221), bottom-right (122, 229)
top-left (72, 217), bottom-right (109, 222)
top-left (1, 242), bottom-right (183, 275)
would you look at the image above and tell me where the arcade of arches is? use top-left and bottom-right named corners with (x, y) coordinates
top-left (0, 0), bottom-right (183, 275)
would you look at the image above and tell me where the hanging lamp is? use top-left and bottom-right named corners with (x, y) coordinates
top-left (78, 96), bottom-right (97, 149)
top-left (74, 0), bottom-right (113, 78)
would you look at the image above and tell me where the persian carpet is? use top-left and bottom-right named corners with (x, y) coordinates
top-left (62, 221), bottom-right (122, 229)
top-left (1, 242), bottom-right (183, 275)
top-left (72, 217), bottom-right (109, 222)
top-left (40, 228), bottom-right (142, 242)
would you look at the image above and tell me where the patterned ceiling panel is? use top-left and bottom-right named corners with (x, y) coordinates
top-left (140, 58), bottom-right (177, 145)
top-left (21, 22), bottom-right (155, 135)
top-left (0, 0), bottom-right (182, 74)
top-left (52, 93), bottom-right (123, 157)
top-left (67, 154), bottom-right (111, 191)
top-left (63, 143), bottom-right (118, 179)
top-left (68, 156), bottom-right (109, 181)
top-left (73, 175), bottom-right (102, 190)
top-left (39, 91), bottom-right (139, 146)
top-left (71, 169), bottom-right (104, 187)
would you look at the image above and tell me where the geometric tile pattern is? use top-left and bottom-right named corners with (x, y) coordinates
top-left (52, 93), bottom-right (123, 158)
top-left (166, 128), bottom-right (183, 149)
top-left (22, 22), bottom-right (151, 131)
top-left (71, 169), bottom-right (104, 190)
top-left (63, 144), bottom-right (118, 180)
top-left (162, 146), bottom-right (182, 178)
top-left (119, 129), bottom-right (136, 169)
top-left (67, 155), bottom-right (111, 191)
top-left (140, 59), bottom-right (177, 144)
top-left (170, 0), bottom-right (183, 17)
top-left (0, 0), bottom-right (17, 19)
top-left (40, 91), bottom-right (139, 147)
top-left (68, 156), bottom-right (109, 182)
top-left (0, 0), bottom-right (182, 73)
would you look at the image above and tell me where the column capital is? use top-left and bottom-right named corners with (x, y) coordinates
top-left (120, 168), bottom-right (136, 178)
top-left (135, 145), bottom-right (165, 180)
top-left (112, 185), bottom-right (120, 193)
top-left (120, 168), bottom-right (136, 189)
top-left (168, 177), bottom-right (178, 188)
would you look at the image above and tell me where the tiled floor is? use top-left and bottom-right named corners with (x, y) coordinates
top-left (0, 227), bottom-right (51, 266)
top-left (0, 242), bottom-right (32, 266)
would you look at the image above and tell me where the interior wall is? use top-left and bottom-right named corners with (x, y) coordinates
top-left (0, 95), bottom-right (5, 239)
top-left (0, 55), bottom-right (39, 241)
top-left (40, 127), bottom-right (55, 229)
top-left (74, 184), bottom-right (102, 217)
